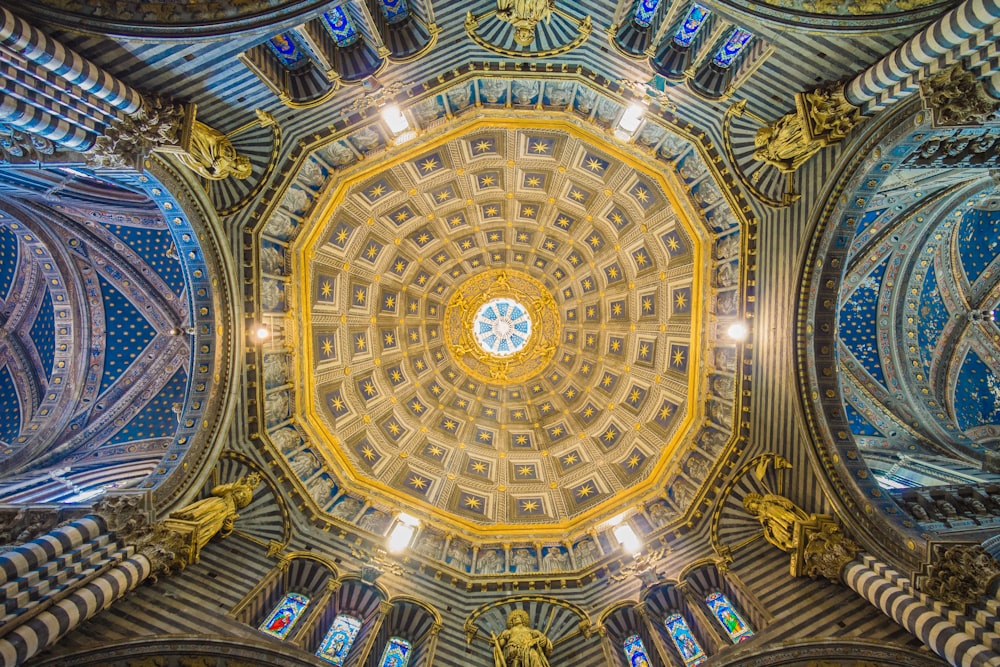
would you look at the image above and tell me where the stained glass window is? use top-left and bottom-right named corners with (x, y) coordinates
top-left (379, 0), bottom-right (410, 24)
top-left (378, 636), bottom-right (412, 667)
top-left (711, 28), bottom-right (754, 68)
top-left (267, 33), bottom-right (306, 68)
top-left (323, 6), bottom-right (361, 47)
top-left (705, 592), bottom-right (754, 643)
top-left (632, 0), bottom-right (663, 28)
top-left (473, 298), bottom-right (532, 356)
top-left (259, 592), bottom-right (310, 639)
top-left (317, 614), bottom-right (362, 665)
top-left (623, 633), bottom-right (653, 667)
top-left (673, 4), bottom-right (710, 48)
top-left (664, 613), bottom-right (707, 666)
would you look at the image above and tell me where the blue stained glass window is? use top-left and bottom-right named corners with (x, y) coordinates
top-left (323, 6), bottom-right (361, 47)
top-left (267, 33), bottom-right (306, 68)
top-left (623, 633), bottom-right (653, 667)
top-left (711, 28), bottom-right (754, 68)
top-left (317, 614), bottom-right (362, 665)
top-left (704, 592), bottom-right (754, 643)
top-left (378, 636), bottom-right (412, 667)
top-left (632, 0), bottom-right (663, 28)
top-left (259, 592), bottom-right (310, 639)
top-left (379, 0), bottom-right (410, 24)
top-left (673, 4), bottom-right (710, 47)
top-left (664, 613), bottom-right (707, 666)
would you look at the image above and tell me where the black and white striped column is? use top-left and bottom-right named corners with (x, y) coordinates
top-left (843, 554), bottom-right (1000, 667)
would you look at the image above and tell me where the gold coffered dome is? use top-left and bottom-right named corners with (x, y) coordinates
top-left (287, 114), bottom-right (714, 539)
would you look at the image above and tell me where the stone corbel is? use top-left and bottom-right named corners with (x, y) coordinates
top-left (919, 63), bottom-right (1000, 127)
top-left (920, 544), bottom-right (1000, 610)
top-left (797, 519), bottom-right (861, 583)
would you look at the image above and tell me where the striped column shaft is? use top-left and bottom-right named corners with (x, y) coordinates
top-left (0, 517), bottom-right (105, 587)
top-left (845, 0), bottom-right (1000, 108)
top-left (844, 559), bottom-right (1000, 667)
top-left (0, 7), bottom-right (142, 115)
top-left (0, 67), bottom-right (104, 142)
top-left (863, 29), bottom-right (1000, 111)
top-left (0, 93), bottom-right (96, 152)
top-left (980, 67), bottom-right (1000, 98)
top-left (0, 59), bottom-right (116, 127)
top-left (0, 547), bottom-right (150, 667)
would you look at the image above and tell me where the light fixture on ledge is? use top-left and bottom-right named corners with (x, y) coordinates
top-left (254, 324), bottom-right (270, 341)
top-left (614, 103), bottom-right (645, 141)
top-left (386, 512), bottom-right (420, 553)
top-left (726, 321), bottom-right (749, 341)
top-left (612, 521), bottom-right (642, 555)
top-left (381, 104), bottom-right (415, 144)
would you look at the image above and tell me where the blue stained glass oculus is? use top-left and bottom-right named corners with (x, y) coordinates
top-left (317, 614), bottom-right (362, 665)
top-left (664, 613), bottom-right (707, 666)
top-left (712, 28), bottom-right (754, 68)
top-left (378, 636), bottom-right (412, 667)
top-left (633, 0), bottom-right (662, 28)
top-left (378, 0), bottom-right (410, 24)
top-left (259, 592), bottom-right (310, 639)
top-left (473, 297), bottom-right (532, 356)
top-left (623, 633), bottom-right (653, 666)
top-left (674, 4), bottom-right (710, 47)
top-left (323, 6), bottom-right (361, 47)
top-left (705, 592), bottom-right (754, 643)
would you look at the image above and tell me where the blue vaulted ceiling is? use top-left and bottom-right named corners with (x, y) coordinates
top-left (836, 173), bottom-right (1000, 464)
top-left (0, 169), bottom-right (210, 501)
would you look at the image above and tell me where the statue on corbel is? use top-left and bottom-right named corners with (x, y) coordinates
top-left (86, 96), bottom-right (254, 180)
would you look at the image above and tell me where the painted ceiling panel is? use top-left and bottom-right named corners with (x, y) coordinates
top-left (100, 223), bottom-right (186, 296)
top-left (0, 365), bottom-right (21, 445)
top-left (954, 349), bottom-right (1000, 431)
top-left (29, 285), bottom-right (56, 381)
top-left (0, 224), bottom-right (18, 303)
top-left (106, 367), bottom-right (189, 446)
top-left (916, 261), bottom-right (949, 377)
top-left (838, 257), bottom-right (888, 386)
top-left (844, 398), bottom-right (883, 437)
top-left (958, 206), bottom-right (1000, 287)
top-left (97, 274), bottom-right (158, 397)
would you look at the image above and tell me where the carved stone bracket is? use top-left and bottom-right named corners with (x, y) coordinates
top-left (85, 97), bottom-right (189, 170)
top-left (922, 544), bottom-right (1000, 610)
top-left (920, 63), bottom-right (1000, 127)
top-left (93, 495), bottom-right (190, 577)
top-left (799, 520), bottom-right (861, 583)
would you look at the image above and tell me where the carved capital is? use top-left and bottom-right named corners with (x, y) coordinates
top-left (800, 522), bottom-right (860, 584)
top-left (94, 495), bottom-right (191, 577)
top-left (922, 544), bottom-right (1000, 610)
top-left (85, 96), bottom-right (187, 170)
top-left (920, 63), bottom-right (1000, 127)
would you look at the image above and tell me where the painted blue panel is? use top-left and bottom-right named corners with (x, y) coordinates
top-left (0, 224), bottom-right (18, 302)
top-left (838, 258), bottom-right (887, 386)
top-left (30, 286), bottom-right (56, 379)
top-left (267, 33), bottom-right (307, 68)
top-left (323, 6), bottom-right (361, 47)
top-left (957, 206), bottom-right (1000, 286)
top-left (844, 399), bottom-right (881, 437)
top-left (102, 224), bottom-right (185, 295)
top-left (917, 262), bottom-right (949, 374)
top-left (673, 4), bottom-right (709, 47)
top-left (0, 365), bottom-right (21, 444)
top-left (379, 0), bottom-right (410, 24)
top-left (851, 208), bottom-right (885, 243)
top-left (711, 28), bottom-right (753, 68)
top-left (955, 349), bottom-right (1000, 430)
top-left (106, 367), bottom-right (188, 445)
top-left (633, 0), bottom-right (662, 27)
top-left (98, 275), bottom-right (158, 396)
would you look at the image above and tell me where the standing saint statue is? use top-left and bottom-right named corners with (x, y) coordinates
top-left (169, 472), bottom-right (262, 553)
top-left (492, 609), bottom-right (553, 667)
top-left (495, 0), bottom-right (555, 46)
top-left (742, 492), bottom-right (811, 552)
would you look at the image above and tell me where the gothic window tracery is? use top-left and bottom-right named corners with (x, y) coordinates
top-left (664, 612), bottom-right (707, 666)
top-left (704, 591), bottom-right (754, 642)
top-left (317, 613), bottom-right (362, 665)
top-left (377, 636), bottom-right (412, 667)
top-left (259, 592), bottom-right (310, 639)
top-left (622, 633), bottom-right (653, 666)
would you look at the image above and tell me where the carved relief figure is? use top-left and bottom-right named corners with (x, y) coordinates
top-left (493, 609), bottom-right (553, 667)
top-left (478, 548), bottom-right (504, 574)
top-left (511, 548), bottom-right (537, 573)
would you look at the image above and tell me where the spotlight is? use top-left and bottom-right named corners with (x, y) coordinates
top-left (726, 322), bottom-right (748, 341)
top-left (612, 523), bottom-right (642, 555)
top-left (255, 325), bottom-right (269, 340)
top-left (381, 104), bottom-right (410, 135)
top-left (386, 512), bottom-right (419, 553)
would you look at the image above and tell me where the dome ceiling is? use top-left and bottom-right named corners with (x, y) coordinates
top-left (254, 72), bottom-right (748, 555)
top-left (293, 118), bottom-right (704, 534)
